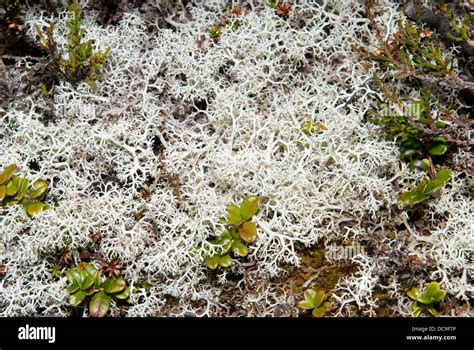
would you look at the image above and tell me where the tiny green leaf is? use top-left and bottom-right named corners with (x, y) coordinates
top-left (25, 202), bottom-right (45, 217)
top-left (77, 270), bottom-right (95, 290)
top-left (428, 144), bottom-right (447, 156)
top-left (28, 179), bottom-right (48, 199)
top-left (434, 169), bottom-right (451, 184)
top-left (66, 269), bottom-right (81, 284)
top-left (0, 164), bottom-right (17, 185)
top-left (428, 136), bottom-right (448, 156)
top-left (78, 262), bottom-right (99, 276)
top-left (239, 195), bottom-right (260, 221)
top-left (303, 288), bottom-right (317, 303)
top-left (321, 301), bottom-right (332, 312)
top-left (312, 290), bottom-right (326, 308)
top-left (205, 255), bottom-right (220, 270)
top-left (406, 287), bottom-right (419, 301)
top-left (417, 282), bottom-right (446, 304)
top-left (67, 280), bottom-right (80, 294)
top-left (215, 231), bottom-right (233, 252)
top-left (239, 221), bottom-right (257, 243)
top-left (89, 291), bottom-right (111, 317)
top-left (312, 303), bottom-right (331, 317)
top-left (426, 305), bottom-right (438, 316)
top-left (399, 138), bottom-right (423, 159)
top-left (219, 254), bottom-right (232, 268)
top-left (226, 204), bottom-right (243, 225)
top-left (14, 178), bottom-right (29, 201)
top-left (113, 286), bottom-right (130, 300)
top-left (6, 181), bottom-right (18, 196)
top-left (68, 290), bottom-right (87, 307)
top-left (423, 180), bottom-right (444, 195)
top-left (299, 300), bottom-right (315, 310)
top-left (231, 240), bottom-right (248, 257)
top-left (398, 191), bottom-right (427, 205)
top-left (103, 277), bottom-right (126, 294)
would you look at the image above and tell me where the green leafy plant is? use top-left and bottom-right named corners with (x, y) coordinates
top-left (36, 0), bottom-right (110, 86)
top-left (0, 164), bottom-right (49, 217)
top-left (299, 288), bottom-right (332, 317)
top-left (66, 262), bottom-right (130, 317)
top-left (398, 168), bottom-right (451, 206)
top-left (371, 95), bottom-right (450, 170)
top-left (202, 195), bottom-right (260, 269)
top-left (406, 281), bottom-right (446, 317)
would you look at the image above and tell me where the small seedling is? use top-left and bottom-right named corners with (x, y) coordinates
top-left (299, 288), bottom-right (332, 317)
top-left (202, 195), bottom-right (260, 269)
top-left (36, 0), bottom-right (110, 86)
top-left (406, 281), bottom-right (446, 317)
top-left (398, 168), bottom-right (451, 206)
top-left (66, 262), bottom-right (130, 317)
top-left (0, 163), bottom-right (49, 217)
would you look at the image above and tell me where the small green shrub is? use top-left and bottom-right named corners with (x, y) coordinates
top-left (66, 262), bottom-right (130, 317)
top-left (370, 96), bottom-right (450, 170)
top-left (299, 288), bottom-right (332, 317)
top-left (202, 195), bottom-right (261, 269)
top-left (0, 163), bottom-right (49, 217)
top-left (365, 1), bottom-right (471, 172)
top-left (36, 0), bottom-right (110, 86)
top-left (398, 168), bottom-right (451, 206)
top-left (370, 17), bottom-right (454, 79)
top-left (406, 281), bottom-right (446, 317)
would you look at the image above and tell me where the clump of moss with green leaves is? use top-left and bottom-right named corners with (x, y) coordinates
top-left (200, 195), bottom-right (261, 270)
top-left (66, 262), bottom-right (131, 317)
top-left (36, 0), bottom-right (110, 86)
top-left (0, 164), bottom-right (49, 217)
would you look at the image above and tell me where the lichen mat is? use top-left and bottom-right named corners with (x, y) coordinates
top-left (0, 0), bottom-right (472, 317)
